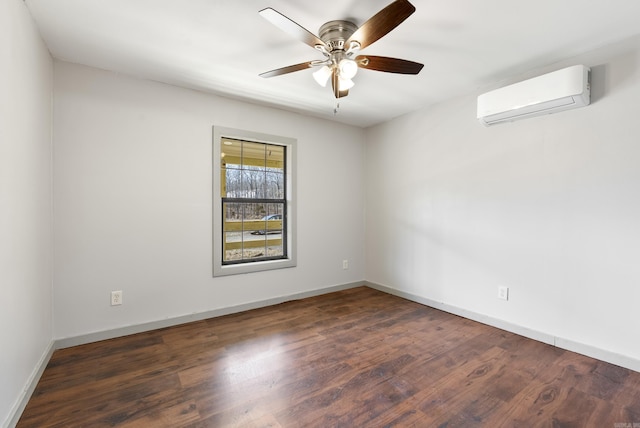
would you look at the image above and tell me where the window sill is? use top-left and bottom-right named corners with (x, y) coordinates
top-left (214, 257), bottom-right (296, 277)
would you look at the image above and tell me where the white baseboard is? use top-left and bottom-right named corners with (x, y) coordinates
top-left (365, 280), bottom-right (640, 373)
top-left (4, 340), bottom-right (55, 428)
top-left (55, 281), bottom-right (364, 349)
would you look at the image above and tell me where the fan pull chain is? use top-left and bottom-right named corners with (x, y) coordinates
top-left (334, 102), bottom-right (340, 115)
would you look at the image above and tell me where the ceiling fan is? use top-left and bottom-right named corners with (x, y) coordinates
top-left (259, 0), bottom-right (424, 99)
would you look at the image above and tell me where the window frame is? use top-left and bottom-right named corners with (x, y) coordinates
top-left (212, 126), bottom-right (297, 277)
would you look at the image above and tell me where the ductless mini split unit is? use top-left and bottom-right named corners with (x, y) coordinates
top-left (477, 64), bottom-right (591, 126)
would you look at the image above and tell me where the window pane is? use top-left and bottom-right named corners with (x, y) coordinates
top-left (224, 142), bottom-right (284, 200)
top-left (223, 202), bottom-right (242, 226)
top-left (222, 201), bottom-right (284, 264)
top-left (266, 170), bottom-right (284, 199)
top-left (222, 138), bottom-right (241, 198)
top-left (266, 144), bottom-right (285, 170)
top-left (243, 234), bottom-right (266, 260)
top-left (245, 202), bottom-right (265, 221)
top-left (267, 237), bottom-right (284, 257)
top-left (263, 203), bottom-right (283, 234)
top-left (223, 231), bottom-right (242, 262)
top-left (241, 169), bottom-right (267, 198)
top-left (221, 139), bottom-right (242, 169)
top-left (242, 141), bottom-right (267, 171)
top-left (266, 144), bottom-right (284, 199)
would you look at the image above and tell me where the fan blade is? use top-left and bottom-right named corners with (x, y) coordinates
top-left (356, 55), bottom-right (423, 74)
top-left (259, 8), bottom-right (326, 49)
top-left (260, 62), bottom-right (315, 78)
top-left (331, 70), bottom-right (349, 98)
top-left (346, 0), bottom-right (415, 50)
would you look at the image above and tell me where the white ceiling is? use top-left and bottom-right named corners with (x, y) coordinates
top-left (25, 0), bottom-right (640, 128)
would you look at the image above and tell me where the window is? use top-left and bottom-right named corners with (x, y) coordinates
top-left (213, 127), bottom-right (296, 276)
top-left (222, 141), bottom-right (286, 263)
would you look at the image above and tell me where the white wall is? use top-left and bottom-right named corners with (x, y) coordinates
top-left (365, 35), bottom-right (640, 369)
top-left (0, 0), bottom-right (53, 426)
top-left (53, 61), bottom-right (366, 339)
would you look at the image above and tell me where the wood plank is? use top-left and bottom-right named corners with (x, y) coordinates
top-left (224, 220), bottom-right (282, 232)
top-left (17, 286), bottom-right (640, 427)
top-left (223, 238), bottom-right (282, 251)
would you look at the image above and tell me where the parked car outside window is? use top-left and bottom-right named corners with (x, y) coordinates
top-left (251, 214), bottom-right (282, 235)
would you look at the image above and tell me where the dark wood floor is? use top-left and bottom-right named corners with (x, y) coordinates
top-left (18, 286), bottom-right (640, 427)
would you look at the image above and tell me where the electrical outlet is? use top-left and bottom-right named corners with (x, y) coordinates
top-left (111, 290), bottom-right (123, 306)
top-left (498, 286), bottom-right (509, 301)
top-left (342, 259), bottom-right (349, 270)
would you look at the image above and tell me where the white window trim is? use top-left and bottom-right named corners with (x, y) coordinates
top-left (212, 126), bottom-right (297, 277)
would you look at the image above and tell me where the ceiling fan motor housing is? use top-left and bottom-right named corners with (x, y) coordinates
top-left (318, 20), bottom-right (357, 51)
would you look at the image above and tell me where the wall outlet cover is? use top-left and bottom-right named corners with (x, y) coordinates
top-left (111, 290), bottom-right (123, 306)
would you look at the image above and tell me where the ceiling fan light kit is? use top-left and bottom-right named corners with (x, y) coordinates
top-left (312, 66), bottom-right (332, 87)
top-left (259, 0), bottom-right (424, 100)
top-left (338, 77), bottom-right (355, 91)
top-left (338, 58), bottom-right (358, 80)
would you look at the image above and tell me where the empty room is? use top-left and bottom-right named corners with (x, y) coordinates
top-left (3, 0), bottom-right (640, 426)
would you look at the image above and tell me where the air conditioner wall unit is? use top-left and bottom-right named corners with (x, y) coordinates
top-left (477, 64), bottom-right (590, 126)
